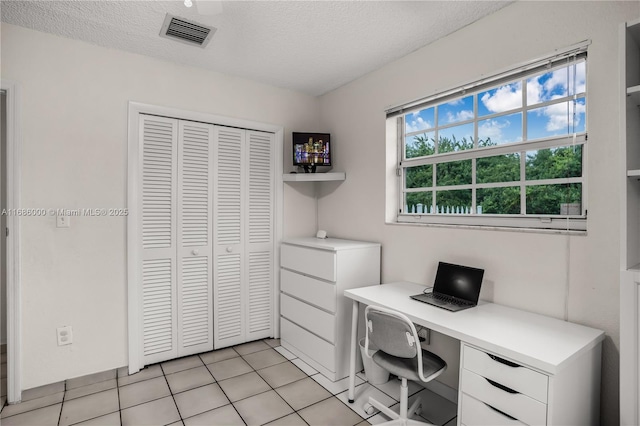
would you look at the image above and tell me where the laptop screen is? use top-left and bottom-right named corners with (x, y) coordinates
top-left (433, 262), bottom-right (484, 304)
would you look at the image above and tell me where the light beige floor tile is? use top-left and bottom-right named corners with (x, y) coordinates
top-left (117, 364), bottom-right (163, 387)
top-left (166, 366), bottom-right (214, 394)
top-left (199, 348), bottom-right (238, 365)
top-left (233, 390), bottom-right (294, 426)
top-left (218, 372), bottom-right (271, 402)
top-left (167, 422), bottom-right (183, 426)
top-left (242, 348), bottom-right (287, 370)
top-left (233, 340), bottom-right (271, 356)
top-left (206, 357), bottom-right (253, 381)
top-left (1, 378), bottom-right (6, 397)
top-left (290, 358), bottom-right (318, 376)
top-left (66, 370), bottom-right (117, 390)
top-left (65, 379), bottom-right (117, 401)
top-left (121, 396), bottom-right (180, 426)
top-left (1, 395), bottom-right (6, 411)
top-left (1, 403), bottom-right (61, 426)
top-left (273, 346), bottom-right (296, 360)
top-left (297, 396), bottom-right (364, 426)
top-left (161, 355), bottom-right (204, 375)
top-left (275, 377), bottom-right (332, 411)
top-left (21, 381), bottom-right (65, 402)
top-left (355, 420), bottom-right (372, 426)
top-left (59, 389), bottom-right (119, 426)
top-left (257, 362), bottom-right (306, 389)
top-left (264, 413), bottom-right (308, 426)
top-left (183, 404), bottom-right (243, 426)
top-left (311, 372), bottom-right (364, 395)
top-left (335, 383), bottom-right (396, 419)
top-left (264, 339), bottom-right (281, 348)
top-left (73, 411), bottom-right (121, 425)
top-left (0, 391), bottom-right (64, 418)
top-left (119, 376), bottom-right (171, 409)
top-left (173, 383), bottom-right (229, 419)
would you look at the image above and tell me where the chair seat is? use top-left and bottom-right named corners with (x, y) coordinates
top-left (373, 349), bottom-right (446, 383)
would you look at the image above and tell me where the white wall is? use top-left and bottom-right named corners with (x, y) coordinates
top-left (318, 2), bottom-right (640, 424)
top-left (0, 23), bottom-right (319, 389)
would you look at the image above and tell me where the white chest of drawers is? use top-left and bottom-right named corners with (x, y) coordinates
top-left (280, 237), bottom-right (381, 381)
top-left (459, 342), bottom-right (602, 425)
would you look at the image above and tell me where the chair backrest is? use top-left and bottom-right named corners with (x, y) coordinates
top-left (365, 306), bottom-right (418, 359)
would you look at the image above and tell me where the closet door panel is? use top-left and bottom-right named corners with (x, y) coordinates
top-left (246, 131), bottom-right (274, 340)
top-left (177, 121), bottom-right (213, 356)
top-left (140, 115), bottom-right (178, 365)
top-left (214, 126), bottom-right (246, 348)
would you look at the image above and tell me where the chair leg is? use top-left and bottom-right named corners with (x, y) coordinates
top-left (368, 396), bottom-right (399, 420)
top-left (399, 378), bottom-right (409, 419)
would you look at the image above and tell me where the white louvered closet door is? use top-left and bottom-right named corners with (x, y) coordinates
top-left (213, 127), bottom-right (275, 348)
top-left (176, 121), bottom-right (214, 357)
top-left (245, 131), bottom-right (275, 341)
top-left (139, 115), bottom-right (179, 366)
top-left (213, 126), bottom-right (246, 348)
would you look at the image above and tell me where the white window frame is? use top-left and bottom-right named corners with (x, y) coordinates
top-left (386, 41), bottom-right (590, 232)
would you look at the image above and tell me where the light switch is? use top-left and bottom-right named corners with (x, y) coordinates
top-left (56, 215), bottom-right (71, 228)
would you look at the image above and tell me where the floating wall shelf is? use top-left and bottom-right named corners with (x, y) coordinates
top-left (282, 172), bottom-right (346, 182)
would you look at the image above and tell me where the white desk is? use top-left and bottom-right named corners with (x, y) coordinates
top-left (345, 282), bottom-right (605, 425)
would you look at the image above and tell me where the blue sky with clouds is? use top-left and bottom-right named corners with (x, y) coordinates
top-left (405, 62), bottom-right (586, 150)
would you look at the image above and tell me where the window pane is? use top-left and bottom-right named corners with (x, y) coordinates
top-left (477, 187), bottom-right (520, 214)
top-left (434, 189), bottom-right (472, 214)
top-left (527, 99), bottom-right (586, 140)
top-left (477, 153), bottom-right (520, 184)
top-left (405, 192), bottom-right (432, 214)
top-left (478, 82), bottom-right (522, 116)
top-left (406, 164), bottom-right (433, 188)
top-left (436, 160), bottom-right (472, 186)
top-left (405, 132), bottom-right (435, 159)
top-left (526, 183), bottom-right (582, 215)
top-left (437, 95), bottom-right (474, 126)
top-left (438, 123), bottom-right (474, 153)
top-left (526, 145), bottom-right (582, 180)
top-left (527, 62), bottom-right (586, 106)
top-left (405, 108), bottom-right (434, 133)
top-left (478, 112), bottom-right (523, 146)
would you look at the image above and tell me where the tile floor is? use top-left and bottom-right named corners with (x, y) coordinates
top-left (0, 339), bottom-right (457, 426)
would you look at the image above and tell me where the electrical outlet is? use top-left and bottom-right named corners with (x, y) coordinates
top-left (57, 326), bottom-right (73, 346)
top-left (56, 215), bottom-right (71, 228)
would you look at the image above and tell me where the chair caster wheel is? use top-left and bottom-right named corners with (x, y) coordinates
top-left (364, 403), bottom-right (376, 415)
top-left (414, 404), bottom-right (422, 416)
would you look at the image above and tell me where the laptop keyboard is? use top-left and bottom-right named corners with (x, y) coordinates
top-left (429, 292), bottom-right (471, 306)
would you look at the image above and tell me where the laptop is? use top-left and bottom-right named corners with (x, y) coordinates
top-left (410, 262), bottom-right (484, 312)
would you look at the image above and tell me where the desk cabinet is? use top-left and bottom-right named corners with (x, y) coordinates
top-left (280, 238), bottom-right (380, 381)
top-left (459, 343), bottom-right (602, 425)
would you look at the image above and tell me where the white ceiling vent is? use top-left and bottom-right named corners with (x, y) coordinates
top-left (160, 14), bottom-right (216, 48)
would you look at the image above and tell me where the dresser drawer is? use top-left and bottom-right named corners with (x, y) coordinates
top-left (461, 369), bottom-right (547, 425)
top-left (460, 392), bottom-right (527, 426)
top-left (281, 317), bottom-right (335, 372)
top-left (462, 344), bottom-right (548, 403)
top-left (281, 244), bottom-right (336, 282)
top-left (281, 269), bottom-right (336, 313)
top-left (281, 293), bottom-right (335, 343)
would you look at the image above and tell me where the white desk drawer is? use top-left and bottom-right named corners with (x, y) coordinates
top-left (460, 392), bottom-right (527, 426)
top-left (461, 369), bottom-right (547, 426)
top-left (281, 293), bottom-right (335, 343)
top-left (281, 269), bottom-right (336, 313)
top-left (462, 344), bottom-right (548, 403)
top-left (281, 317), bottom-right (335, 372)
top-left (281, 244), bottom-right (336, 282)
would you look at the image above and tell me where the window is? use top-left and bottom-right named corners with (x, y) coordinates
top-left (389, 45), bottom-right (587, 231)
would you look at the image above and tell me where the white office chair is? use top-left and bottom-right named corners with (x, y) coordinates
top-left (363, 305), bottom-right (447, 426)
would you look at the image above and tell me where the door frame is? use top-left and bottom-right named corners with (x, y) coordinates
top-left (2, 80), bottom-right (22, 403)
top-left (127, 102), bottom-right (283, 373)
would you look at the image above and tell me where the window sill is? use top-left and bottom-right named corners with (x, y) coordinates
top-left (386, 220), bottom-right (587, 236)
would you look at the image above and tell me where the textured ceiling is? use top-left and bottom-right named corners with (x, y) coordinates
top-left (1, 0), bottom-right (511, 95)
